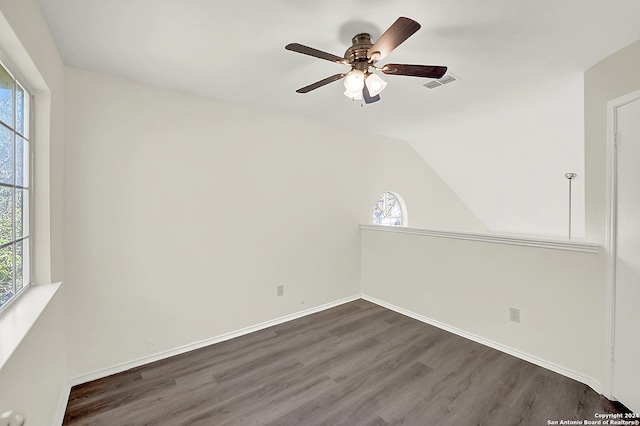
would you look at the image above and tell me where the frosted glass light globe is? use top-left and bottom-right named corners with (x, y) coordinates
top-left (344, 89), bottom-right (363, 100)
top-left (343, 69), bottom-right (365, 92)
top-left (365, 73), bottom-right (387, 96)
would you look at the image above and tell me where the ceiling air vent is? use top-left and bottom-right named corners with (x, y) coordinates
top-left (423, 73), bottom-right (459, 89)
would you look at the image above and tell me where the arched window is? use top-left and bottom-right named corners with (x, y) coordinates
top-left (373, 192), bottom-right (406, 226)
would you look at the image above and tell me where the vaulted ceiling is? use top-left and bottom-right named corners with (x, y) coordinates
top-left (36, 0), bottom-right (640, 236)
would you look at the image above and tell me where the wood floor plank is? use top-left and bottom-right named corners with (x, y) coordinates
top-left (64, 299), bottom-right (628, 425)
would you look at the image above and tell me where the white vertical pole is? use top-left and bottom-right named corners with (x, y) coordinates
top-left (565, 173), bottom-right (577, 240)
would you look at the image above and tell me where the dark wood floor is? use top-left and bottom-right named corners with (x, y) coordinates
top-left (64, 299), bottom-right (626, 425)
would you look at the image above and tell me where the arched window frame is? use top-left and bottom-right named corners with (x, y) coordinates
top-left (372, 191), bottom-right (407, 226)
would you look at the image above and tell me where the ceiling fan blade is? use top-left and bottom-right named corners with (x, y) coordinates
top-left (285, 43), bottom-right (348, 64)
top-left (382, 64), bottom-right (447, 79)
top-left (296, 73), bottom-right (346, 93)
top-left (369, 17), bottom-right (421, 61)
top-left (363, 85), bottom-right (380, 104)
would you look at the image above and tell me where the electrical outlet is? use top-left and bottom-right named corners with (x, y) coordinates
top-left (509, 307), bottom-right (521, 323)
top-left (277, 285), bottom-right (284, 297)
top-left (147, 338), bottom-right (158, 352)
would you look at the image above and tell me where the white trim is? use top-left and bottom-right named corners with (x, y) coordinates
top-left (360, 224), bottom-right (600, 253)
top-left (0, 6), bottom-right (54, 286)
top-left (604, 88), bottom-right (640, 400)
top-left (604, 93), bottom-right (618, 399)
top-left (362, 294), bottom-right (604, 395)
top-left (68, 294), bottom-right (362, 387)
top-left (53, 382), bottom-right (71, 426)
top-left (0, 282), bottom-right (62, 370)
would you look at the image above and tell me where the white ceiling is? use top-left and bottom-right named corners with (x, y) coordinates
top-left (35, 0), bottom-right (640, 235)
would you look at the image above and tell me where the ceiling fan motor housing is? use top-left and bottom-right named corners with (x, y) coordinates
top-left (345, 33), bottom-right (374, 71)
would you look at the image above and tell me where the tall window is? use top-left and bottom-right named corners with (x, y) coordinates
top-left (0, 61), bottom-right (30, 312)
top-left (373, 192), bottom-right (405, 226)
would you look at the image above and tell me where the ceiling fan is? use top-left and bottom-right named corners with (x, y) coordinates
top-left (285, 17), bottom-right (447, 104)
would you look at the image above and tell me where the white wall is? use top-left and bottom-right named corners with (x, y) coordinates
top-left (361, 228), bottom-right (605, 388)
top-left (0, 1), bottom-right (67, 423)
top-left (356, 37), bottom-right (640, 404)
top-left (584, 39), bottom-right (640, 245)
top-left (63, 67), bottom-right (484, 378)
top-left (408, 80), bottom-right (586, 239)
top-left (0, 287), bottom-right (67, 426)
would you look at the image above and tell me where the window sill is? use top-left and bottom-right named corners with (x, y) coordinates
top-left (360, 225), bottom-right (600, 253)
top-left (0, 282), bottom-right (62, 370)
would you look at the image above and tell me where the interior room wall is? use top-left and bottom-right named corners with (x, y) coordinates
top-left (584, 38), bottom-right (640, 245)
top-left (407, 79), bottom-right (586, 239)
top-left (0, 0), bottom-right (67, 423)
top-left (358, 36), bottom-right (640, 404)
top-left (366, 138), bottom-right (487, 231)
top-left (63, 66), bottom-right (484, 378)
top-left (361, 228), bottom-right (605, 389)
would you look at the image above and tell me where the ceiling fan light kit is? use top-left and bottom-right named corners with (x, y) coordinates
top-left (343, 69), bottom-right (365, 92)
top-left (285, 17), bottom-right (447, 104)
top-left (344, 88), bottom-right (363, 100)
top-left (365, 73), bottom-right (387, 97)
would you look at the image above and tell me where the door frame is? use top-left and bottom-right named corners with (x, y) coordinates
top-left (604, 88), bottom-right (640, 400)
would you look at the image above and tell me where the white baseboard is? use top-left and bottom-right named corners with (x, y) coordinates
top-left (67, 294), bottom-right (362, 388)
top-left (361, 295), bottom-right (604, 396)
top-left (59, 292), bottom-right (604, 426)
